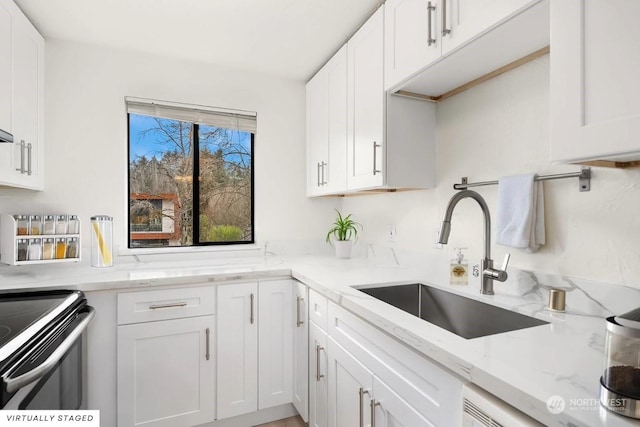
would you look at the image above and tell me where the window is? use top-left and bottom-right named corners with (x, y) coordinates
top-left (127, 98), bottom-right (255, 248)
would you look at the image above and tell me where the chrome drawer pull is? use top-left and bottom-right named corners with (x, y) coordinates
top-left (148, 302), bottom-right (187, 310)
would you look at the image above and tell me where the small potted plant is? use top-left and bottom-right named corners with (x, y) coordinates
top-left (326, 209), bottom-right (362, 259)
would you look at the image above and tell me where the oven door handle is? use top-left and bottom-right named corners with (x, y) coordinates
top-left (5, 307), bottom-right (95, 393)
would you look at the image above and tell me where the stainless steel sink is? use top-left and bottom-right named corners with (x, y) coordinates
top-left (357, 283), bottom-right (548, 339)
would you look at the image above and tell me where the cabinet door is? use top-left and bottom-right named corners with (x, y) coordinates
top-left (306, 45), bottom-right (347, 196)
top-left (258, 280), bottom-right (294, 410)
top-left (372, 377), bottom-right (431, 427)
top-left (550, 0), bottom-right (640, 162)
top-left (327, 337), bottom-right (374, 427)
top-left (217, 282), bottom-right (258, 419)
top-left (347, 6), bottom-right (385, 191)
top-left (10, 7), bottom-right (44, 190)
top-left (324, 46), bottom-right (348, 194)
top-left (309, 322), bottom-right (328, 427)
top-left (0, 1), bottom-right (12, 182)
top-left (117, 316), bottom-right (215, 427)
top-left (306, 66), bottom-right (329, 196)
top-left (292, 281), bottom-right (309, 421)
top-left (441, 0), bottom-right (535, 54)
top-left (0, 0), bottom-right (10, 134)
top-left (384, 0), bottom-right (442, 90)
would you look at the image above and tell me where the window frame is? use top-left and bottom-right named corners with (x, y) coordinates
top-left (126, 111), bottom-right (256, 250)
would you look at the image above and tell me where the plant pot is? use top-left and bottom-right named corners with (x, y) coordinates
top-left (334, 240), bottom-right (353, 259)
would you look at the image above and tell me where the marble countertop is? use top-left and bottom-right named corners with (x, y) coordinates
top-left (1, 254), bottom-right (639, 427)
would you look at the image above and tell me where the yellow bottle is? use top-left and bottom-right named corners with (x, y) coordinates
top-left (450, 248), bottom-right (468, 285)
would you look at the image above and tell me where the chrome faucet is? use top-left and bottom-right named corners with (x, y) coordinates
top-left (438, 190), bottom-right (510, 295)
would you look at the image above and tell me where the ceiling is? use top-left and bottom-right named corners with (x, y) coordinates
top-left (14, 0), bottom-right (382, 82)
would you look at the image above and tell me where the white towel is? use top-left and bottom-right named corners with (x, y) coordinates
top-left (496, 174), bottom-right (545, 252)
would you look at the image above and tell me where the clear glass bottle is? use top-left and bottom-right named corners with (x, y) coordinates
top-left (450, 248), bottom-right (469, 285)
top-left (42, 215), bottom-right (56, 235)
top-left (29, 215), bottom-right (42, 235)
top-left (42, 238), bottom-right (55, 260)
top-left (91, 215), bottom-right (113, 267)
top-left (55, 215), bottom-right (68, 234)
top-left (67, 215), bottom-right (80, 234)
top-left (15, 215), bottom-right (29, 236)
top-left (66, 237), bottom-right (79, 259)
top-left (55, 237), bottom-right (67, 259)
top-left (28, 238), bottom-right (42, 261)
top-left (16, 239), bottom-right (28, 261)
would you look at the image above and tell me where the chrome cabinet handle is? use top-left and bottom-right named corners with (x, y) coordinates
top-left (296, 296), bottom-right (304, 327)
top-left (371, 399), bottom-right (380, 427)
top-left (317, 162), bottom-right (322, 187)
top-left (205, 328), bottom-right (211, 361)
top-left (5, 307), bottom-right (95, 393)
top-left (427, 2), bottom-right (436, 46)
top-left (359, 387), bottom-right (370, 427)
top-left (15, 140), bottom-right (25, 174)
top-left (149, 302), bottom-right (187, 310)
top-left (321, 161), bottom-right (327, 185)
top-left (26, 143), bottom-right (32, 176)
top-left (250, 293), bottom-right (255, 324)
top-left (315, 344), bottom-right (324, 381)
top-left (372, 141), bottom-right (381, 175)
top-left (442, 0), bottom-right (451, 36)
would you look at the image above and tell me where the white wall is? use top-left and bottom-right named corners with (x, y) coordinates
top-left (342, 54), bottom-right (640, 289)
top-left (0, 39), bottom-right (336, 260)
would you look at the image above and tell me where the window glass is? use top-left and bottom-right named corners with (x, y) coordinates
top-left (128, 111), bottom-right (254, 248)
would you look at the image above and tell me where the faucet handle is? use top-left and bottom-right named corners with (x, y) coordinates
top-left (500, 253), bottom-right (511, 272)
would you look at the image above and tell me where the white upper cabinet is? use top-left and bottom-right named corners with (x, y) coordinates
top-left (550, 0), bottom-right (640, 163)
top-left (307, 5), bottom-right (436, 195)
top-left (347, 5), bottom-right (437, 192)
top-left (306, 45), bottom-right (347, 196)
top-left (386, 0), bottom-right (549, 96)
top-left (0, 0), bottom-right (44, 191)
top-left (0, 1), bottom-right (10, 134)
top-left (347, 7), bottom-right (386, 190)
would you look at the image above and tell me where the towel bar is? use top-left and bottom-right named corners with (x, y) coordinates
top-left (453, 167), bottom-right (591, 192)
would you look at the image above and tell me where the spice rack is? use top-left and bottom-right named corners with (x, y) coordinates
top-left (0, 213), bottom-right (82, 266)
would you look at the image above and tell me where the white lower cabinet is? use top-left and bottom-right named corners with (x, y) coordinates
top-left (217, 279), bottom-right (298, 419)
top-left (292, 282), bottom-right (309, 421)
top-left (327, 337), bottom-right (374, 427)
top-left (117, 316), bottom-right (215, 427)
top-left (327, 301), bottom-right (463, 427)
top-left (217, 281), bottom-right (259, 419)
top-left (309, 321), bottom-right (328, 427)
top-left (258, 280), bottom-right (294, 410)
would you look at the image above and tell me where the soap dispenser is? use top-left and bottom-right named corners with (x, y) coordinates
top-left (450, 248), bottom-right (468, 285)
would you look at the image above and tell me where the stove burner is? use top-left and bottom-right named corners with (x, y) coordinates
top-left (0, 326), bottom-right (9, 341)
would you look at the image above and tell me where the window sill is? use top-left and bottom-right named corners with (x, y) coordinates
top-left (118, 244), bottom-right (262, 257)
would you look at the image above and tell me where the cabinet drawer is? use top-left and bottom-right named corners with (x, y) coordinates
top-left (118, 286), bottom-right (216, 325)
top-left (328, 302), bottom-right (462, 425)
top-left (308, 289), bottom-right (328, 331)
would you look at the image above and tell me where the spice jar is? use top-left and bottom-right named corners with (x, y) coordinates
top-left (15, 215), bottom-right (28, 236)
top-left (67, 215), bottom-right (80, 234)
top-left (55, 215), bottom-right (68, 234)
top-left (16, 239), bottom-right (28, 261)
top-left (600, 307), bottom-right (640, 418)
top-left (42, 215), bottom-right (55, 235)
top-left (55, 237), bottom-right (67, 259)
top-left (42, 238), bottom-right (55, 260)
top-left (66, 237), bottom-right (79, 259)
top-left (28, 238), bottom-right (42, 261)
top-left (29, 215), bottom-right (42, 235)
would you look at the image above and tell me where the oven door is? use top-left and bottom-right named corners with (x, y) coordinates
top-left (2, 306), bottom-right (95, 410)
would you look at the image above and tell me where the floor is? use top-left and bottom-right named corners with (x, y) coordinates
top-left (254, 415), bottom-right (307, 427)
